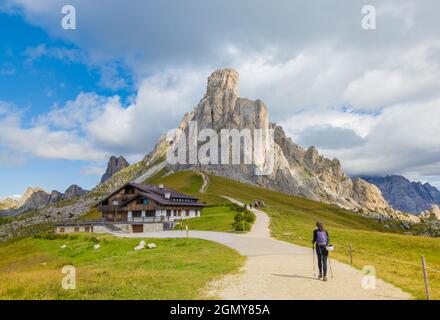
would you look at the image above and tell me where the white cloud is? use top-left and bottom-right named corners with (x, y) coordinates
top-left (0, 68), bottom-right (205, 161)
top-left (3, 0), bottom-right (440, 188)
top-left (80, 165), bottom-right (105, 176)
top-left (24, 44), bottom-right (86, 64)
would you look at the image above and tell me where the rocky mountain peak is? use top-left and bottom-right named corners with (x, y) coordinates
top-left (159, 69), bottom-right (399, 219)
top-left (206, 68), bottom-right (239, 98)
top-left (101, 155), bottom-right (130, 183)
top-left (304, 146), bottom-right (320, 166)
top-left (192, 69), bottom-right (268, 132)
top-left (64, 184), bottom-right (88, 199)
top-left (362, 175), bottom-right (440, 214)
top-left (21, 187), bottom-right (45, 203)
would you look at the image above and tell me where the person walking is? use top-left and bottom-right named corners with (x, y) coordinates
top-left (312, 222), bottom-right (330, 281)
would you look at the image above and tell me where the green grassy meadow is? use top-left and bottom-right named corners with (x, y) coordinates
top-left (0, 234), bottom-right (244, 300)
top-left (150, 170), bottom-right (440, 300)
top-left (2, 169), bottom-right (440, 300)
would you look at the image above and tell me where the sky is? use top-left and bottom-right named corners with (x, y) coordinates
top-left (0, 0), bottom-right (440, 198)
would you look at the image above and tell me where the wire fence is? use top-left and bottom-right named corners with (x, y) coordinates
top-left (275, 232), bottom-right (439, 300)
top-left (332, 241), bottom-right (439, 300)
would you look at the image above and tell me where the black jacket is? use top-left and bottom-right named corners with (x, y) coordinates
top-left (312, 229), bottom-right (329, 246)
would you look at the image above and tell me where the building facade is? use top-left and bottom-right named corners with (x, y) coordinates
top-left (97, 183), bottom-right (205, 224)
top-left (55, 183), bottom-right (205, 234)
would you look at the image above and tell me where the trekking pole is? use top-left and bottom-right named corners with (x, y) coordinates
top-left (312, 245), bottom-right (316, 276)
top-left (328, 254), bottom-right (334, 279)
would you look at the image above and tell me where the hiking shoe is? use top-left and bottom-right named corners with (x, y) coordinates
top-left (323, 276), bottom-right (328, 281)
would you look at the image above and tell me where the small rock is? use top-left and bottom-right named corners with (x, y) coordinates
top-left (61, 245), bottom-right (67, 249)
top-left (93, 244), bottom-right (101, 250)
top-left (147, 243), bottom-right (157, 249)
top-left (134, 240), bottom-right (146, 251)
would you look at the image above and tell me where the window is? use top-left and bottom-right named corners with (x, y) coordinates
top-left (146, 211), bottom-right (155, 217)
top-left (85, 226), bottom-right (91, 232)
top-left (112, 200), bottom-right (119, 205)
top-left (132, 211), bottom-right (142, 218)
top-left (125, 187), bottom-right (135, 194)
top-left (74, 227), bottom-right (79, 232)
top-left (137, 198), bottom-right (149, 204)
top-left (166, 210), bottom-right (171, 217)
top-left (59, 227), bottom-right (65, 233)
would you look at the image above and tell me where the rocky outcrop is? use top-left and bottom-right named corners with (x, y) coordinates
top-left (361, 175), bottom-right (440, 214)
top-left (21, 187), bottom-right (45, 204)
top-left (19, 189), bottom-right (51, 212)
top-left (64, 184), bottom-right (88, 199)
top-left (420, 204), bottom-right (440, 220)
top-left (49, 190), bottom-right (64, 204)
top-left (151, 68), bottom-right (396, 218)
top-left (101, 156), bottom-right (130, 183)
top-left (1, 184), bottom-right (89, 216)
top-left (0, 197), bottom-right (21, 210)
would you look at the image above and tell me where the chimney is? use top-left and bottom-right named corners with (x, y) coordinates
top-left (165, 193), bottom-right (171, 199)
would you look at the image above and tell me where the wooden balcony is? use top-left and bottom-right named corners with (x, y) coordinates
top-left (127, 216), bottom-right (177, 223)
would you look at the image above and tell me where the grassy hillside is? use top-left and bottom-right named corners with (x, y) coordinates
top-left (151, 170), bottom-right (440, 300)
top-left (146, 170), bottom-right (248, 232)
top-left (0, 234), bottom-right (243, 300)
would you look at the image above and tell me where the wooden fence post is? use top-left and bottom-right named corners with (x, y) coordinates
top-left (349, 245), bottom-right (353, 265)
top-left (421, 256), bottom-right (430, 300)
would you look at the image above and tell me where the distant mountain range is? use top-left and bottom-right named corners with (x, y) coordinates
top-left (0, 154), bottom-right (129, 218)
top-left (0, 185), bottom-right (89, 216)
top-left (361, 175), bottom-right (440, 214)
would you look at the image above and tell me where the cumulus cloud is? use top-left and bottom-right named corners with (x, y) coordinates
top-left (79, 165), bottom-right (105, 176)
top-left (24, 44), bottom-right (86, 64)
top-left (296, 125), bottom-right (366, 150)
top-left (3, 0), bottom-right (440, 187)
top-left (0, 68), bottom-right (205, 161)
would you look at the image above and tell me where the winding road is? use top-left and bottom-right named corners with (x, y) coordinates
top-left (111, 195), bottom-right (411, 300)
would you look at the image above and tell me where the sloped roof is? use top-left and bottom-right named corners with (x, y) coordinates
top-left (137, 191), bottom-right (205, 207)
top-left (130, 183), bottom-right (199, 200)
top-left (98, 182), bottom-right (204, 207)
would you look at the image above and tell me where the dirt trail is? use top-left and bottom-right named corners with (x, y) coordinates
top-left (195, 170), bottom-right (209, 193)
top-left (206, 197), bottom-right (411, 300)
top-left (112, 196), bottom-right (411, 300)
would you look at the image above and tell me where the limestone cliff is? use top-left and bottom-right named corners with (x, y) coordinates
top-left (157, 69), bottom-right (400, 218)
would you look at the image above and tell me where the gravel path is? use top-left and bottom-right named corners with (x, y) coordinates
top-left (111, 197), bottom-right (411, 300)
top-left (195, 170), bottom-right (210, 193)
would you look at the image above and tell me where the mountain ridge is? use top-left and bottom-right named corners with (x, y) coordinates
top-left (0, 184), bottom-right (89, 216)
top-left (361, 175), bottom-right (440, 214)
top-left (101, 155), bottom-right (130, 183)
top-left (145, 68), bottom-right (414, 221)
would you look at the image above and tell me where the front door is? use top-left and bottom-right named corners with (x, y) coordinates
top-left (132, 224), bottom-right (144, 233)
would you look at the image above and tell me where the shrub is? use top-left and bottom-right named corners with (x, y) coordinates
top-left (232, 210), bottom-right (256, 231)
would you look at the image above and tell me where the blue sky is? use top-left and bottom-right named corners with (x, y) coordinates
top-left (0, 12), bottom-right (134, 196)
top-left (1, 0), bottom-right (440, 198)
